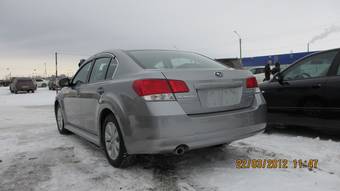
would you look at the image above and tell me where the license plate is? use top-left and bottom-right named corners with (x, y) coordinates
top-left (22, 86), bottom-right (29, 89)
top-left (201, 87), bottom-right (242, 108)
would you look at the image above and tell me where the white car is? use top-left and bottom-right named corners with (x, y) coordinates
top-left (248, 65), bottom-right (285, 83)
top-left (249, 67), bottom-right (267, 83)
top-left (35, 78), bottom-right (49, 88)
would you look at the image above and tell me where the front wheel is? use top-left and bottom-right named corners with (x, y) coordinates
top-left (102, 114), bottom-right (133, 168)
top-left (56, 105), bottom-right (70, 134)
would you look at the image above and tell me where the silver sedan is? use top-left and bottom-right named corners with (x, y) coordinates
top-left (55, 50), bottom-right (266, 168)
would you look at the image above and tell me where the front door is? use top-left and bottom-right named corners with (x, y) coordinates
top-left (63, 60), bottom-right (93, 128)
top-left (264, 50), bottom-right (338, 121)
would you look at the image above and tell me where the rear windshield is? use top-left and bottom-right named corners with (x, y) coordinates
top-left (127, 50), bottom-right (227, 69)
top-left (17, 79), bottom-right (33, 84)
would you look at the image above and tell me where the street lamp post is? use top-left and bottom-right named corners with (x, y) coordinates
top-left (6, 68), bottom-right (11, 80)
top-left (233, 30), bottom-right (243, 68)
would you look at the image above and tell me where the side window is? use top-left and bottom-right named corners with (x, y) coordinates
top-left (337, 63), bottom-right (340, 75)
top-left (283, 51), bottom-right (338, 81)
top-left (105, 58), bottom-right (118, 79)
top-left (72, 61), bottom-right (92, 85)
top-left (89, 58), bottom-right (111, 83)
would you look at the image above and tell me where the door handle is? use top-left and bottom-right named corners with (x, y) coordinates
top-left (97, 87), bottom-right (104, 95)
top-left (312, 84), bottom-right (322, 89)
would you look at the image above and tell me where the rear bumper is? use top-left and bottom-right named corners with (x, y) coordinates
top-left (16, 87), bottom-right (34, 91)
top-left (125, 93), bottom-right (267, 154)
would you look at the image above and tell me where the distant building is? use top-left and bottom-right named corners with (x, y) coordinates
top-left (216, 51), bottom-right (316, 69)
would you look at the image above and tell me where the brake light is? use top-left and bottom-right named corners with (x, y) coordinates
top-left (246, 77), bottom-right (258, 88)
top-left (132, 79), bottom-right (189, 101)
top-left (167, 79), bottom-right (189, 93)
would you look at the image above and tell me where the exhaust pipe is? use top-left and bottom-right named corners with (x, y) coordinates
top-left (173, 145), bottom-right (188, 155)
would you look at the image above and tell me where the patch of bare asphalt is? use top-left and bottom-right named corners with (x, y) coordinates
top-left (0, 147), bottom-right (76, 191)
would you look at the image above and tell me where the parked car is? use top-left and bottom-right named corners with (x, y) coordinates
top-left (55, 50), bottom-right (267, 168)
top-left (9, 77), bottom-right (36, 93)
top-left (260, 48), bottom-right (340, 132)
top-left (35, 78), bottom-right (48, 88)
top-left (48, 78), bottom-right (59, 90)
top-left (249, 65), bottom-right (290, 83)
top-left (249, 66), bottom-right (266, 83)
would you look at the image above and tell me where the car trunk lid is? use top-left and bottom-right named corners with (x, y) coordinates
top-left (160, 69), bottom-right (255, 114)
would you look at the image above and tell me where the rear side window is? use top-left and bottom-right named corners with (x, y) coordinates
top-left (105, 58), bottom-right (118, 79)
top-left (127, 50), bottom-right (227, 69)
top-left (72, 61), bottom-right (93, 85)
top-left (89, 58), bottom-right (111, 83)
top-left (337, 63), bottom-right (340, 75)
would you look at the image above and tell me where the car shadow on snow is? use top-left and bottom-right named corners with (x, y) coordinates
top-left (133, 143), bottom-right (277, 191)
top-left (266, 126), bottom-right (340, 141)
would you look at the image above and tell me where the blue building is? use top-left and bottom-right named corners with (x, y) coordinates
top-left (216, 51), bottom-right (316, 69)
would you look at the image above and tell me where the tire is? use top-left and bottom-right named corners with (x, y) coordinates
top-left (56, 105), bottom-right (70, 134)
top-left (31, 90), bottom-right (35, 93)
top-left (14, 90), bottom-right (18, 94)
top-left (102, 114), bottom-right (133, 168)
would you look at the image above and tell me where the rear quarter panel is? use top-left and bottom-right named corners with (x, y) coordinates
top-left (98, 70), bottom-right (167, 151)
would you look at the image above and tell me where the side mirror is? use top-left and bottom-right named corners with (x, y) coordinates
top-left (57, 77), bottom-right (70, 88)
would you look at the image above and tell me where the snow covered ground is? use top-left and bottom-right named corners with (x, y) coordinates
top-left (0, 87), bottom-right (339, 191)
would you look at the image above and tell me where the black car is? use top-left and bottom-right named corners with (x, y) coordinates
top-left (260, 48), bottom-right (340, 132)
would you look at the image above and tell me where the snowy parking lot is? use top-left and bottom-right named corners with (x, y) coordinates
top-left (0, 87), bottom-right (339, 191)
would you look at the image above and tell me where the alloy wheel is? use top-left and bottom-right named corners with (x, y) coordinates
top-left (105, 122), bottom-right (120, 160)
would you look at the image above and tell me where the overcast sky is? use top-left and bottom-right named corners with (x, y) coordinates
top-left (1, 0), bottom-right (340, 78)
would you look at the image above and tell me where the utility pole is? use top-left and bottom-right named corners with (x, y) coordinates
top-left (233, 30), bottom-right (243, 68)
top-left (44, 62), bottom-right (47, 78)
top-left (55, 52), bottom-right (58, 93)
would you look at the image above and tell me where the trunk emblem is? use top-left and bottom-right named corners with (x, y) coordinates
top-left (215, 72), bottom-right (223, 78)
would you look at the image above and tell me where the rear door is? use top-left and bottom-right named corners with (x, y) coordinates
top-left (323, 50), bottom-right (340, 120)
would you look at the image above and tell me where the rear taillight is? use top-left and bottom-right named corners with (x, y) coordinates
top-left (167, 79), bottom-right (189, 93)
top-left (246, 77), bottom-right (258, 88)
top-left (133, 79), bottom-right (189, 101)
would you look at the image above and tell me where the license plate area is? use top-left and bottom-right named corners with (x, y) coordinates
top-left (198, 87), bottom-right (242, 108)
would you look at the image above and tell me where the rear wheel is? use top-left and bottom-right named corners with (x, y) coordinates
top-left (56, 105), bottom-right (70, 134)
top-left (102, 114), bottom-right (133, 168)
